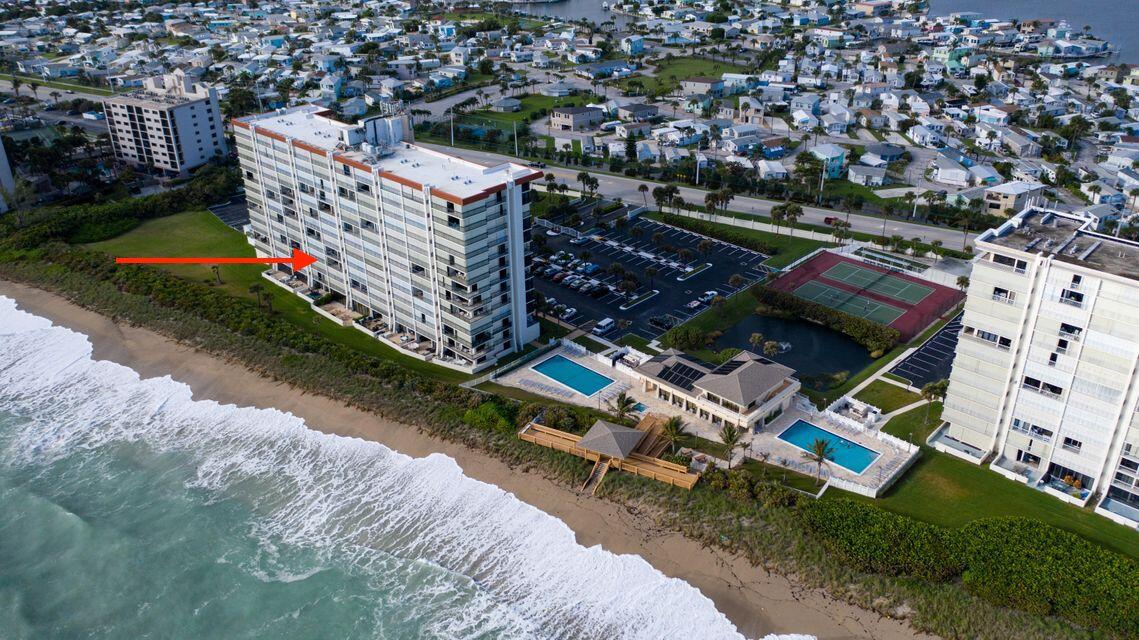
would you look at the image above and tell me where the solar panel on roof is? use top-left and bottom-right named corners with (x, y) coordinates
top-left (659, 363), bottom-right (704, 390)
top-left (710, 360), bottom-right (745, 376)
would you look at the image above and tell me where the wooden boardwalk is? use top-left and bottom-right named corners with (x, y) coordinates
top-left (519, 421), bottom-right (700, 491)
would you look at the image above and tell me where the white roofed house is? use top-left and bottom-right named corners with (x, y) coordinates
top-left (757, 159), bottom-right (789, 180)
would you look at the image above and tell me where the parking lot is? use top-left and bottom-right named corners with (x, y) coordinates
top-left (533, 217), bottom-right (774, 342)
top-left (208, 195), bottom-right (250, 229)
top-left (889, 312), bottom-right (963, 388)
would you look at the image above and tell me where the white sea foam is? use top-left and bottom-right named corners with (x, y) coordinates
top-left (0, 297), bottom-right (818, 640)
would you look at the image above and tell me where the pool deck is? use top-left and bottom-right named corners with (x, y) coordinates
top-left (499, 344), bottom-right (916, 496)
top-left (745, 400), bottom-right (915, 493)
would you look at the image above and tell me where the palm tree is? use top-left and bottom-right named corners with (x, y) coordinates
top-left (783, 203), bottom-right (803, 237)
top-left (248, 282), bottom-right (265, 308)
top-left (763, 341), bottom-right (781, 358)
top-left (28, 81), bottom-right (39, 101)
top-left (956, 275), bottom-right (970, 291)
top-left (644, 266), bottom-right (658, 289)
top-left (609, 391), bottom-right (637, 421)
top-left (697, 238), bottom-right (713, 257)
top-left (210, 265), bottom-right (222, 284)
top-left (728, 273), bottom-right (744, 289)
top-left (921, 379), bottom-right (948, 425)
top-left (661, 416), bottom-right (688, 454)
top-left (770, 203), bottom-right (786, 235)
top-left (802, 437), bottom-right (835, 485)
top-left (638, 183), bottom-right (649, 206)
top-left (748, 332), bottom-right (765, 352)
top-left (10, 75), bottom-right (21, 98)
top-left (718, 424), bottom-right (742, 469)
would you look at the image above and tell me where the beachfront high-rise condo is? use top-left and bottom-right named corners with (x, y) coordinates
top-left (233, 104), bottom-right (542, 373)
top-left (102, 69), bottom-right (227, 176)
top-left (935, 207), bottom-right (1139, 527)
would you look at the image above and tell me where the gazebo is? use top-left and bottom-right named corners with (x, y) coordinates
top-left (577, 420), bottom-right (647, 460)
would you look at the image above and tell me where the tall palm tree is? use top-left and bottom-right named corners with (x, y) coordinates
top-left (783, 203), bottom-right (803, 238)
top-left (802, 438), bottom-right (835, 485)
top-left (638, 183), bottom-right (649, 206)
top-left (609, 392), bottom-right (637, 421)
top-left (248, 282), bottom-right (266, 308)
top-left (661, 416), bottom-right (688, 454)
top-left (718, 424), bottom-right (742, 469)
top-left (644, 266), bottom-right (658, 289)
top-left (763, 341), bottom-right (781, 358)
top-left (748, 332), bottom-right (764, 352)
top-left (921, 379), bottom-right (949, 425)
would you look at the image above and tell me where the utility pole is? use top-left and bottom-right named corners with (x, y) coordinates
top-left (513, 122), bottom-right (518, 156)
top-left (450, 112), bottom-right (454, 146)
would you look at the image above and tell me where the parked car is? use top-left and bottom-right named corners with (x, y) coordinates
top-left (560, 307), bottom-right (577, 320)
top-left (545, 297), bottom-right (558, 309)
top-left (699, 290), bottom-right (719, 303)
top-left (589, 285), bottom-right (609, 298)
top-left (553, 272), bottom-right (570, 283)
top-left (569, 236), bottom-right (589, 245)
top-left (824, 216), bottom-right (839, 225)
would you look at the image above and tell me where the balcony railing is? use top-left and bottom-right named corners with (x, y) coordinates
top-left (991, 294), bottom-right (1016, 305)
top-left (1058, 296), bottom-right (1083, 308)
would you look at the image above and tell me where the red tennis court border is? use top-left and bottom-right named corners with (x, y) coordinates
top-left (769, 252), bottom-right (964, 341)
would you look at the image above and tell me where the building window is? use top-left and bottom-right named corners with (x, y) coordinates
top-left (1059, 289), bottom-right (1084, 308)
top-left (1022, 376), bottom-right (1063, 398)
top-left (992, 287), bottom-right (1015, 304)
top-left (1062, 437), bottom-right (1082, 453)
top-left (1059, 323), bottom-right (1083, 340)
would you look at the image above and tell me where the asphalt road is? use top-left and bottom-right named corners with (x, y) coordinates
top-left (418, 142), bottom-right (977, 248)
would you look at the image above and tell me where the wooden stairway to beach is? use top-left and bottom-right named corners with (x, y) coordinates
top-left (581, 459), bottom-right (611, 495)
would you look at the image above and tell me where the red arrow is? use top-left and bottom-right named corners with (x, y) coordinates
top-left (116, 248), bottom-right (318, 272)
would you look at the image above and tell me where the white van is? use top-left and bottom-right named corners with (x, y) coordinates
top-left (592, 317), bottom-right (615, 336)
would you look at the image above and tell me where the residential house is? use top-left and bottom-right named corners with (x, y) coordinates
top-left (550, 106), bottom-right (604, 131)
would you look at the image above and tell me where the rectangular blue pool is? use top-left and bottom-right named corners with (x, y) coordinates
top-left (531, 354), bottom-right (614, 397)
top-left (777, 419), bottom-right (880, 474)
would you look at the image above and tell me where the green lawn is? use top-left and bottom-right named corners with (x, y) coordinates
top-left (617, 56), bottom-right (747, 95)
top-left (865, 404), bottom-right (1139, 560)
top-left (852, 380), bottom-right (921, 413)
top-left (615, 332), bottom-right (659, 354)
top-left (642, 212), bottom-right (831, 269)
top-left (572, 334), bottom-right (608, 353)
top-left (0, 73), bottom-right (116, 96)
top-left (85, 210), bottom-right (474, 383)
top-left (475, 93), bottom-right (599, 123)
top-left (538, 316), bottom-right (570, 339)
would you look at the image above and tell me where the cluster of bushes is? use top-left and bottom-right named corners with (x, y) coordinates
top-left (752, 285), bottom-right (900, 354)
top-left (1, 164), bottom-right (240, 248)
top-left (802, 500), bottom-right (1139, 638)
top-left (702, 468), bottom-right (801, 510)
top-left (655, 213), bottom-right (780, 256)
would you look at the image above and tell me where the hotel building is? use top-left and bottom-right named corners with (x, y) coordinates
top-left (233, 104), bottom-right (541, 373)
top-left (102, 70), bottom-right (227, 175)
top-left (937, 207), bottom-right (1139, 527)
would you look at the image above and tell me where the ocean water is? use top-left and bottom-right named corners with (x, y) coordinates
top-left (0, 296), bottom-right (767, 640)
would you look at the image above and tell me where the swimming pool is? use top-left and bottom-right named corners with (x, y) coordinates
top-left (777, 419), bottom-right (880, 474)
top-left (531, 354), bottom-right (614, 397)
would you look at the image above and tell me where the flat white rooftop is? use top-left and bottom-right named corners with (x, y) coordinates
top-left (239, 105), bottom-right (538, 200)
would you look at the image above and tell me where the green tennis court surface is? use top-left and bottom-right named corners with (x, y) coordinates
top-left (821, 262), bottom-right (934, 305)
top-left (794, 281), bottom-right (906, 325)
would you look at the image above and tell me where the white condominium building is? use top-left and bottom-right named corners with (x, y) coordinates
top-left (103, 69), bottom-right (227, 175)
top-left (937, 207), bottom-right (1139, 527)
top-left (234, 104), bottom-right (541, 373)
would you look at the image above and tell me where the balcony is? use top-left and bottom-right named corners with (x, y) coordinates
top-left (991, 294), bottom-right (1016, 305)
top-left (1058, 296), bottom-right (1083, 309)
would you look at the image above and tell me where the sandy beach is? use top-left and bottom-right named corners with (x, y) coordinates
top-left (0, 280), bottom-right (931, 640)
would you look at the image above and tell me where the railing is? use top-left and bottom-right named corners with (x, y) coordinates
top-left (991, 294), bottom-right (1016, 304)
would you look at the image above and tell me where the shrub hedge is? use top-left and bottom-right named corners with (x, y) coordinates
top-left (802, 500), bottom-right (1139, 638)
top-left (752, 285), bottom-right (900, 353)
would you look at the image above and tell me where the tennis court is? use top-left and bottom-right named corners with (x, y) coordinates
top-left (821, 262), bottom-right (934, 305)
top-left (794, 281), bottom-right (907, 325)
